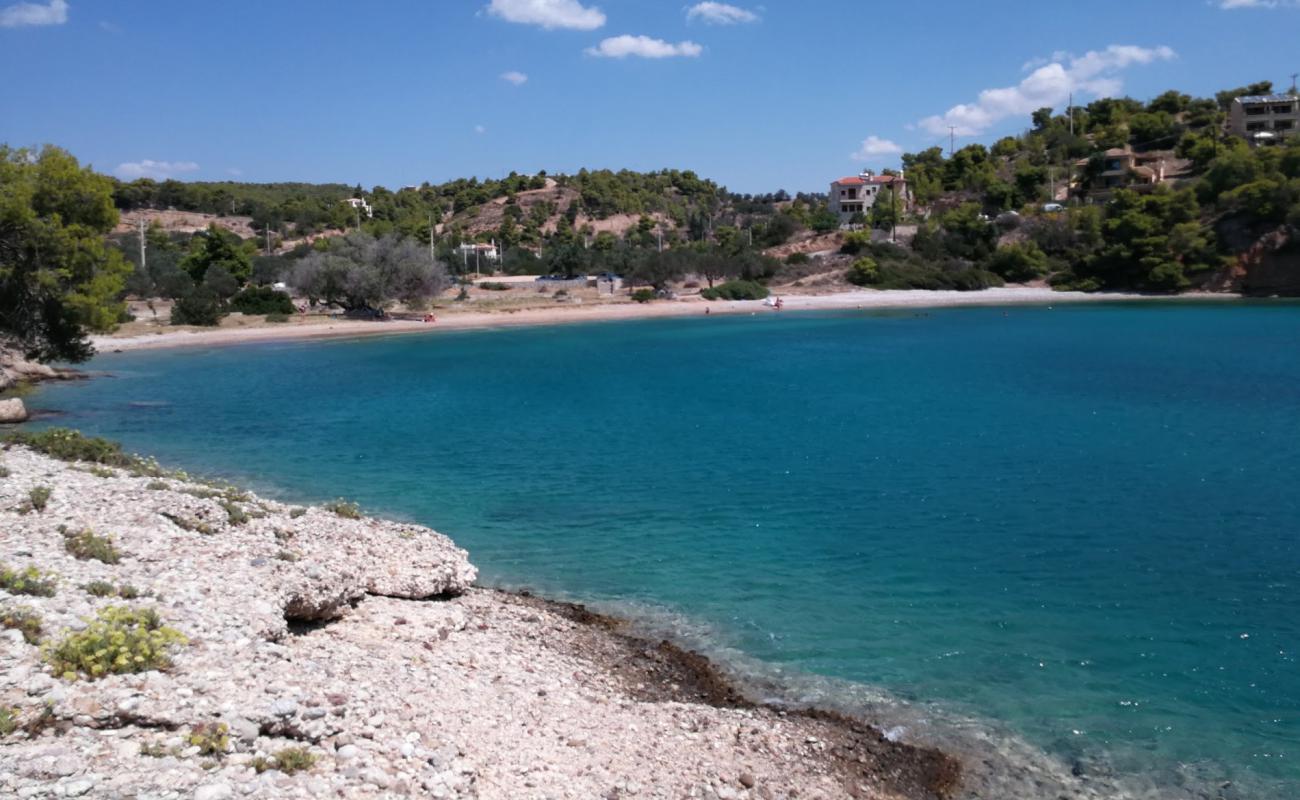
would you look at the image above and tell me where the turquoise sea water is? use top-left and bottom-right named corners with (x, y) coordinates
top-left (26, 302), bottom-right (1300, 797)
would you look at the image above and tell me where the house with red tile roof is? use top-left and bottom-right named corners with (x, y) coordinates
top-left (829, 171), bottom-right (908, 225)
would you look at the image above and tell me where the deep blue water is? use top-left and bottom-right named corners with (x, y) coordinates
top-left (27, 303), bottom-right (1300, 797)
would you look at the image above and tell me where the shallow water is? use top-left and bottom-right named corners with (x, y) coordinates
top-left (28, 302), bottom-right (1300, 798)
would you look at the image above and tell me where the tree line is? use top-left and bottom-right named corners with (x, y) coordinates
top-left (851, 80), bottom-right (1300, 292)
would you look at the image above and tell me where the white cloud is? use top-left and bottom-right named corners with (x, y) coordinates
top-left (474, 125), bottom-right (487, 134)
top-left (851, 136), bottom-right (903, 162)
top-left (114, 160), bottom-right (200, 180)
top-left (685, 2), bottom-right (759, 24)
top-left (918, 44), bottom-right (1176, 137)
top-left (0, 0), bottom-right (68, 28)
top-left (485, 0), bottom-right (604, 30)
top-left (585, 35), bottom-right (702, 59)
top-left (1217, 0), bottom-right (1298, 7)
top-left (500, 70), bottom-right (529, 85)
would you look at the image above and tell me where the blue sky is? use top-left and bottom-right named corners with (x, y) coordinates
top-left (1, 0), bottom-right (1297, 194)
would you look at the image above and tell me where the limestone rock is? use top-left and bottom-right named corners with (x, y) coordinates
top-left (0, 397), bottom-right (27, 424)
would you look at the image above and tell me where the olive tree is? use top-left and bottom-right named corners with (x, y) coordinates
top-left (289, 231), bottom-right (450, 313)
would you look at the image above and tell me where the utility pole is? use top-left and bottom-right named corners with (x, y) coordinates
top-left (429, 214), bottom-right (435, 261)
top-left (1291, 72), bottom-right (1298, 95)
top-left (265, 227), bottom-right (271, 256)
top-left (1068, 92), bottom-right (1074, 136)
top-left (891, 182), bottom-right (897, 243)
top-left (137, 218), bottom-right (147, 272)
top-left (948, 126), bottom-right (956, 156)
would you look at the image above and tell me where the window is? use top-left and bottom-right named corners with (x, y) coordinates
top-left (1274, 120), bottom-right (1295, 131)
top-left (1271, 105), bottom-right (1296, 115)
top-left (1245, 106), bottom-right (1267, 116)
top-left (1246, 122), bottom-right (1267, 132)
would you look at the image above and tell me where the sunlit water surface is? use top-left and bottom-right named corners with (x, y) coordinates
top-left (29, 302), bottom-right (1300, 798)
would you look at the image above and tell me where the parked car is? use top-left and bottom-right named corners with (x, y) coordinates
top-left (1042, 203), bottom-right (1065, 213)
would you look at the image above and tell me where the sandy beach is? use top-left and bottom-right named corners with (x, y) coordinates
top-left (91, 288), bottom-right (1235, 353)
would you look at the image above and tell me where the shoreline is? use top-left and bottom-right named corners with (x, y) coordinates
top-left (0, 439), bottom-right (960, 800)
top-left (89, 287), bottom-right (1242, 354)
top-left (0, 435), bottom-right (1206, 800)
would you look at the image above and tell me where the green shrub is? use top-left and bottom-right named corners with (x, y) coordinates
top-left (0, 564), bottom-right (57, 597)
top-left (289, 507), bottom-right (307, 519)
top-left (170, 287), bottom-right (225, 326)
top-left (27, 486), bottom-right (51, 512)
top-left (785, 252), bottom-right (811, 265)
top-left (229, 287), bottom-right (294, 316)
top-left (265, 312), bottom-right (290, 323)
top-left (699, 280), bottom-right (769, 301)
top-left (187, 722), bottom-right (230, 756)
top-left (846, 257), bottom-right (880, 286)
top-left (141, 741), bottom-right (181, 758)
top-left (325, 500), bottom-right (361, 519)
top-left (220, 500), bottom-right (249, 526)
top-left (839, 230), bottom-right (874, 255)
top-left (63, 528), bottom-right (121, 564)
top-left (1, 605), bottom-right (43, 644)
top-left (252, 746), bottom-right (317, 775)
top-left (0, 464), bottom-right (9, 478)
top-left (0, 706), bottom-right (18, 736)
top-left (1, 429), bottom-right (162, 476)
top-left (83, 465), bottom-right (116, 478)
top-left (478, 281), bottom-right (511, 291)
top-left (44, 606), bottom-right (187, 680)
top-left (83, 581), bottom-right (139, 599)
top-left (161, 513), bottom-right (215, 536)
top-left (276, 549), bottom-right (300, 562)
top-left (630, 288), bottom-right (656, 303)
top-left (83, 581), bottom-right (117, 597)
top-left (146, 481), bottom-right (169, 491)
top-left (983, 242), bottom-right (1049, 282)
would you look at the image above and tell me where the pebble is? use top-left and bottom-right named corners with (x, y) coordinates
top-left (336, 744), bottom-right (360, 761)
top-left (51, 757), bottom-right (80, 778)
top-left (193, 783), bottom-right (233, 800)
top-left (269, 698), bottom-right (298, 718)
top-left (62, 778), bottom-right (95, 796)
top-left (361, 767), bottom-right (391, 789)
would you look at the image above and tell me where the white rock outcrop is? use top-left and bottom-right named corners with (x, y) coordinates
top-left (0, 398), bottom-right (27, 424)
top-left (0, 445), bottom-right (971, 800)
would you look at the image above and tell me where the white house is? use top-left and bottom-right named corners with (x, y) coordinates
top-left (342, 197), bottom-right (373, 218)
top-left (1229, 94), bottom-right (1299, 146)
top-left (455, 242), bottom-right (499, 263)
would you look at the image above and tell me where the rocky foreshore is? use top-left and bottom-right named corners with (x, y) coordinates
top-left (0, 347), bottom-right (87, 424)
top-left (0, 440), bottom-right (961, 800)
